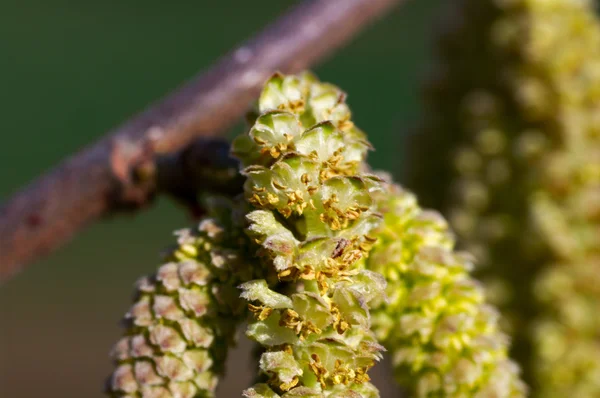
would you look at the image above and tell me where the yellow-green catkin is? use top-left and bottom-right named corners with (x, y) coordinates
top-left (365, 179), bottom-right (526, 398)
top-left (105, 197), bottom-right (254, 398)
top-left (407, 0), bottom-right (600, 395)
top-left (233, 73), bottom-right (387, 397)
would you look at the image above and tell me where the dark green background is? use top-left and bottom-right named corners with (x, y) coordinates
top-left (0, 1), bottom-right (440, 396)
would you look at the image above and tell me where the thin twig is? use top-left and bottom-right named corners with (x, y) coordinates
top-left (0, 0), bottom-right (402, 282)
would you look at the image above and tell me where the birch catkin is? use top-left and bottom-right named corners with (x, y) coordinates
top-left (233, 73), bottom-right (387, 397)
top-left (366, 180), bottom-right (526, 397)
top-left (106, 197), bottom-right (253, 398)
top-left (408, 0), bottom-right (600, 394)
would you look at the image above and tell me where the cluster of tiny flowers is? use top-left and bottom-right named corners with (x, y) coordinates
top-left (364, 180), bottom-right (526, 398)
top-left (407, 0), bottom-right (600, 394)
top-left (524, 1), bottom-right (600, 395)
top-left (232, 73), bottom-right (387, 397)
top-left (104, 72), bottom-right (528, 397)
top-left (106, 197), bottom-right (254, 398)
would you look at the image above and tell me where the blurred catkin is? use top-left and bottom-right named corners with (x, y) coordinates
top-left (106, 197), bottom-right (254, 398)
top-left (233, 73), bottom-right (387, 397)
top-left (365, 180), bottom-right (526, 397)
top-left (407, 0), bottom-right (600, 395)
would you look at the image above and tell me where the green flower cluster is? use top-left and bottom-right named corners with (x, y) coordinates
top-left (520, 3), bottom-right (600, 395)
top-left (105, 72), bottom-right (528, 398)
top-left (365, 180), bottom-right (526, 397)
top-left (232, 73), bottom-right (387, 397)
top-left (407, 0), bottom-right (600, 394)
top-left (106, 197), bottom-right (253, 398)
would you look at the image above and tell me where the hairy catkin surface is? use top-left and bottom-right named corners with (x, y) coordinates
top-left (106, 198), bottom-right (253, 398)
top-left (365, 181), bottom-right (526, 398)
top-left (233, 73), bottom-right (387, 397)
top-left (407, 0), bottom-right (600, 395)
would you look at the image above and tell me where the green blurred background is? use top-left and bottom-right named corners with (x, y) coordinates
top-left (0, 1), bottom-right (441, 396)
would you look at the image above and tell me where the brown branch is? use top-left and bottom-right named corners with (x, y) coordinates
top-left (0, 0), bottom-right (403, 282)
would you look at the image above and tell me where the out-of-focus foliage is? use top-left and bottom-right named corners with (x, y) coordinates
top-left (407, 0), bottom-right (600, 395)
top-left (366, 180), bottom-right (526, 397)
